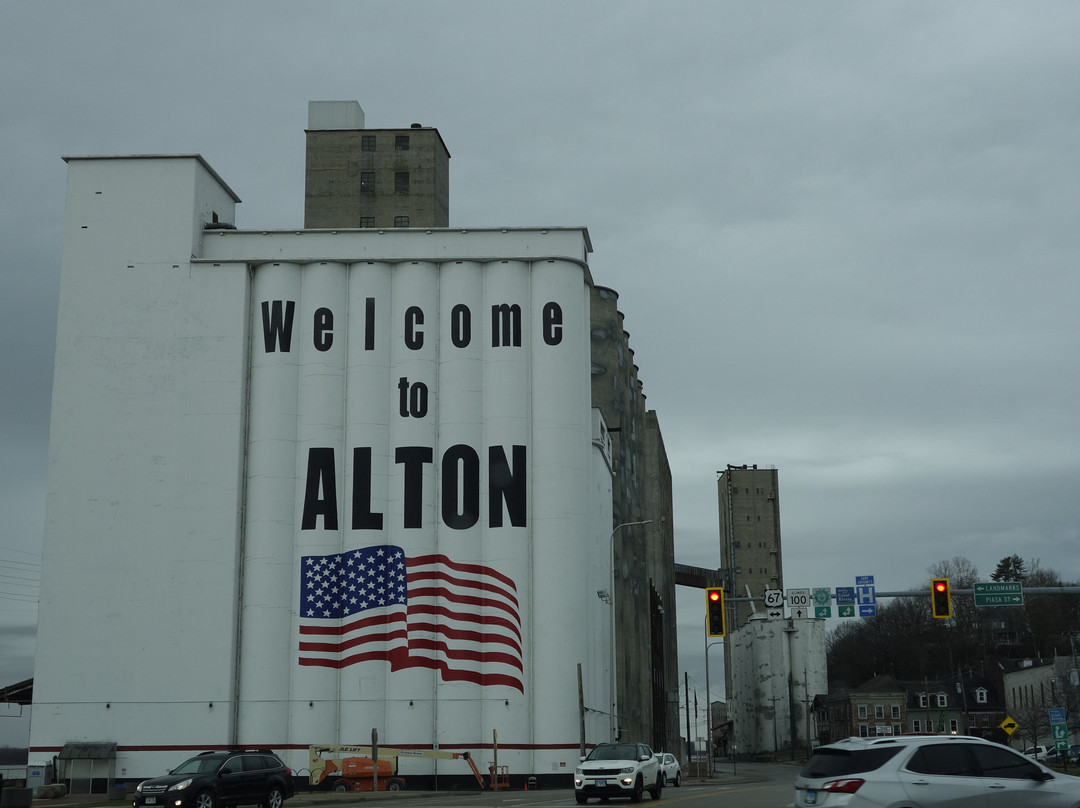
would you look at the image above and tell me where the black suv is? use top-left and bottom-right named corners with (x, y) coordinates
top-left (135, 750), bottom-right (294, 808)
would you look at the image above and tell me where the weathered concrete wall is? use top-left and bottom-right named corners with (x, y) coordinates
top-left (729, 615), bottom-right (827, 756)
top-left (589, 285), bottom-right (678, 754)
top-left (305, 128), bottom-right (450, 229)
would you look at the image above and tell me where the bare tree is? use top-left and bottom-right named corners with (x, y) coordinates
top-left (1013, 700), bottom-right (1052, 753)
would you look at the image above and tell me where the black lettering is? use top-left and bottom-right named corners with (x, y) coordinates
top-left (365, 297), bottom-right (376, 351)
top-left (313, 307), bottom-right (333, 351)
top-left (489, 445), bottom-right (527, 527)
top-left (441, 444), bottom-right (480, 529)
top-left (395, 446), bottom-right (433, 528)
top-left (410, 382), bottom-right (428, 418)
top-left (261, 300), bottom-right (295, 352)
top-left (404, 306), bottom-right (424, 350)
top-left (491, 303), bottom-right (522, 347)
top-left (542, 301), bottom-right (563, 346)
top-left (351, 447), bottom-right (383, 530)
top-left (451, 303), bottom-right (471, 348)
top-left (301, 447), bottom-right (338, 530)
top-left (397, 377), bottom-right (428, 418)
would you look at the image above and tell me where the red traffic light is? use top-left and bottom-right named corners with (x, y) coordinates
top-left (705, 587), bottom-right (726, 637)
top-left (930, 577), bottom-right (952, 618)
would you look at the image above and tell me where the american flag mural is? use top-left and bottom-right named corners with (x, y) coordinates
top-left (298, 545), bottom-right (524, 692)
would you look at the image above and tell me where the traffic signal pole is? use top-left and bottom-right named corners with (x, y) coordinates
top-left (722, 586), bottom-right (1080, 602)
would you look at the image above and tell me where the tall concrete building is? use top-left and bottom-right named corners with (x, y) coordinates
top-left (590, 287), bottom-right (677, 750)
top-left (304, 101), bottom-right (450, 229)
top-left (717, 465), bottom-right (783, 630)
top-left (717, 466), bottom-right (829, 758)
top-left (302, 102), bottom-right (679, 755)
top-left (27, 102), bottom-right (679, 788)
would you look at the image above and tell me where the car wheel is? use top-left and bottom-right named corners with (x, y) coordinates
top-left (674, 771), bottom-right (681, 787)
top-left (648, 773), bottom-right (661, 799)
top-left (386, 779), bottom-right (404, 792)
top-left (630, 775), bottom-right (643, 803)
top-left (574, 793), bottom-right (587, 805)
top-left (195, 791), bottom-right (215, 808)
top-left (332, 781), bottom-right (348, 793)
top-left (659, 772), bottom-right (666, 788)
top-left (264, 785), bottom-right (284, 808)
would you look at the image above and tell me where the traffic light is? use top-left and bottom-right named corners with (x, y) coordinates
top-left (706, 587), bottom-right (726, 637)
top-left (930, 577), bottom-right (952, 619)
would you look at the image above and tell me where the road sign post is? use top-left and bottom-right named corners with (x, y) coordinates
top-left (973, 581), bottom-right (1024, 607)
top-left (764, 588), bottom-right (784, 619)
top-left (856, 578), bottom-right (877, 618)
top-left (813, 587), bottom-right (832, 618)
top-left (835, 587), bottom-right (855, 618)
top-left (787, 588), bottom-right (811, 619)
top-left (1050, 708), bottom-right (1068, 750)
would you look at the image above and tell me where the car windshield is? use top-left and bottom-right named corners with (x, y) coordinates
top-left (800, 747), bottom-right (901, 778)
top-left (588, 744), bottom-right (639, 761)
top-left (171, 757), bottom-right (224, 775)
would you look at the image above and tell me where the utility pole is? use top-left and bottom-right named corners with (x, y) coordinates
top-left (684, 671), bottom-right (690, 761)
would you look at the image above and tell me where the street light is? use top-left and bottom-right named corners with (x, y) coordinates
top-left (705, 638), bottom-right (723, 776)
top-left (609, 519), bottom-right (652, 741)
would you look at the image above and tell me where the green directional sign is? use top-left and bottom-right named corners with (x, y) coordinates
top-left (1050, 708), bottom-right (1069, 750)
top-left (813, 588), bottom-right (831, 618)
top-left (838, 604), bottom-right (855, 618)
top-left (974, 581), bottom-right (1024, 607)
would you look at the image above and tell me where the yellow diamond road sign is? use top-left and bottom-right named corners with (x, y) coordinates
top-left (999, 716), bottom-right (1019, 735)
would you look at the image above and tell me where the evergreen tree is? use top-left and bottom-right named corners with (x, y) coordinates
top-left (991, 554), bottom-right (1027, 581)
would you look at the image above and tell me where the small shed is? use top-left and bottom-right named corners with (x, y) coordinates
top-left (58, 742), bottom-right (116, 794)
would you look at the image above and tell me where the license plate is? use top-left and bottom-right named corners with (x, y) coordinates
top-left (804, 790), bottom-right (817, 805)
top-left (144, 800), bottom-right (156, 805)
top-left (596, 779), bottom-right (607, 787)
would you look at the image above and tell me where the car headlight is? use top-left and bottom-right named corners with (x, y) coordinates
top-left (620, 766), bottom-right (634, 774)
top-left (575, 768), bottom-right (583, 775)
top-left (135, 783), bottom-right (144, 794)
top-left (168, 779), bottom-right (193, 792)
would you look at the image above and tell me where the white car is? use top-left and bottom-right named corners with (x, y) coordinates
top-left (575, 742), bottom-right (663, 803)
top-left (1024, 745), bottom-right (1052, 761)
top-left (654, 752), bottom-right (682, 787)
top-left (794, 735), bottom-right (1080, 807)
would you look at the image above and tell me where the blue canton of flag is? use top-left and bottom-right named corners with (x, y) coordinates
top-left (302, 546), bottom-right (407, 618)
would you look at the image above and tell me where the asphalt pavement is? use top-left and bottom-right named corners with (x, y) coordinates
top-left (25, 768), bottom-right (771, 808)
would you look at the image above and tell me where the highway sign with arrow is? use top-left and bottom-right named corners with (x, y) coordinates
top-left (764, 588), bottom-right (784, 618)
top-left (974, 581), bottom-right (1024, 607)
top-left (813, 587), bottom-right (832, 618)
top-left (788, 588), bottom-right (811, 619)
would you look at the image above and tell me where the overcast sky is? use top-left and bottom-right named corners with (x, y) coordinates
top-left (3, 1), bottom-right (1080, 745)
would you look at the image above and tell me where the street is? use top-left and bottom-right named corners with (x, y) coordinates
top-left (288, 761), bottom-right (798, 808)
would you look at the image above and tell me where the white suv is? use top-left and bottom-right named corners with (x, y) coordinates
top-left (794, 735), bottom-right (1080, 807)
top-left (575, 742), bottom-right (663, 803)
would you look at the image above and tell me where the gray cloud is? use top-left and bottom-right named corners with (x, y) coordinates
top-left (3, 1), bottom-right (1079, 707)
